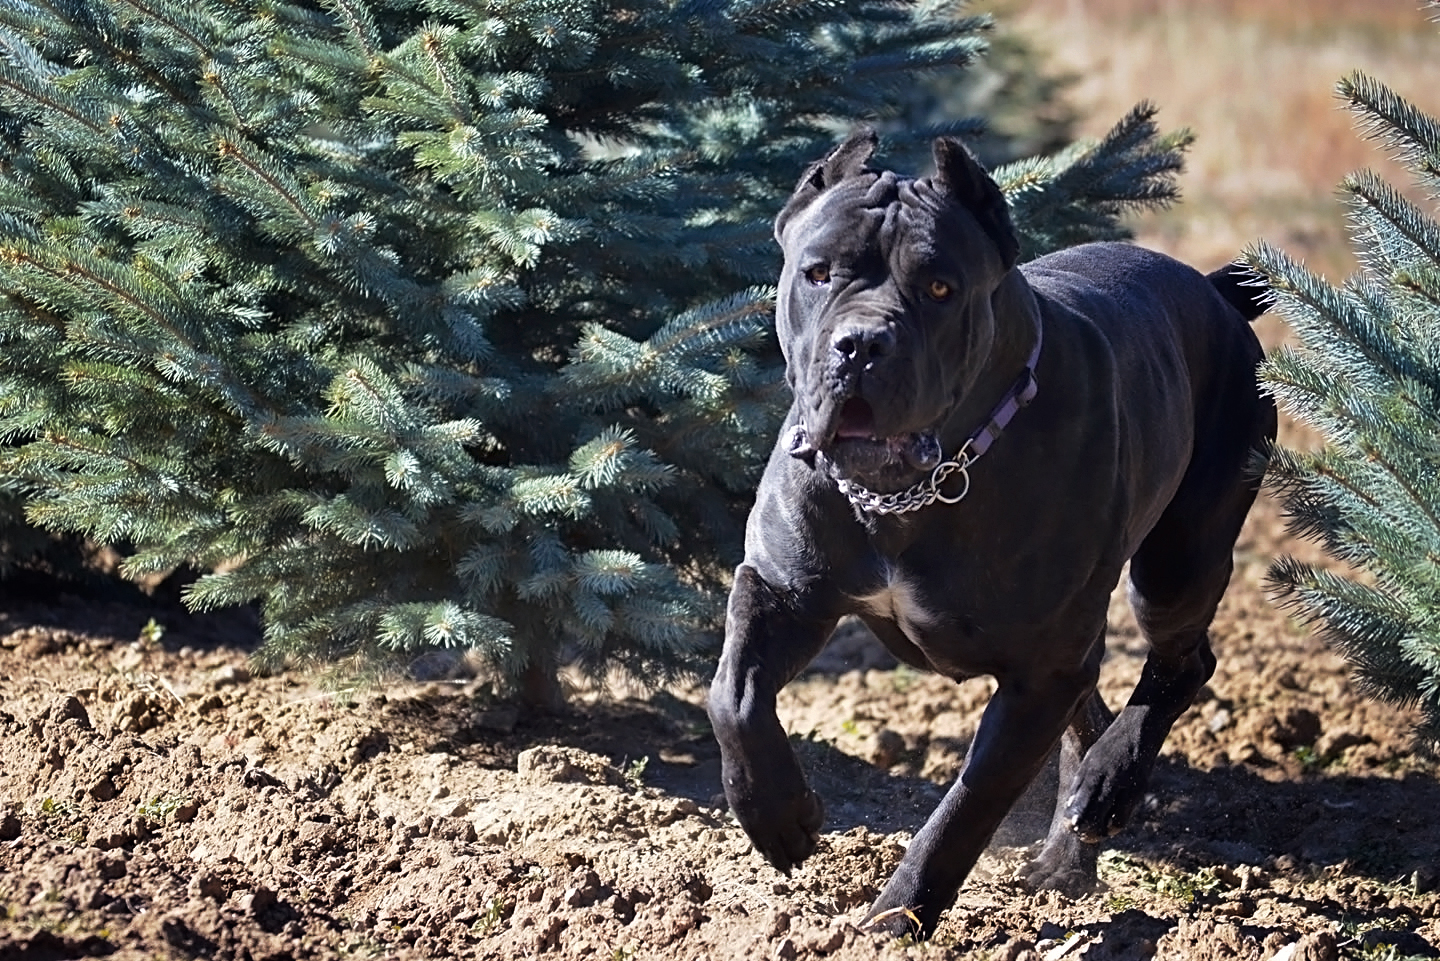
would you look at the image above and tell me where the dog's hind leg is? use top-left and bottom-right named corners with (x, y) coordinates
top-left (1061, 538), bottom-right (1225, 843)
top-left (1022, 676), bottom-right (1114, 895)
top-left (1061, 377), bottom-right (1273, 844)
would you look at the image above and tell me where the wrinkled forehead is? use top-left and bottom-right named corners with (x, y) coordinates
top-left (785, 170), bottom-right (951, 256)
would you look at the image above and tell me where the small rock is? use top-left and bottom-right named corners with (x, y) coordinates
top-left (110, 693), bottom-right (165, 734)
top-left (190, 838), bottom-right (237, 864)
top-left (990, 941), bottom-right (1041, 961)
top-left (95, 854), bottom-right (127, 880)
top-left (1227, 741), bottom-right (1264, 765)
top-left (516, 745), bottom-right (622, 786)
top-left (87, 774), bottom-right (117, 802)
top-left (436, 798), bottom-right (470, 818)
top-left (73, 880), bottom-right (109, 910)
top-left (774, 936), bottom-right (797, 960)
top-left (189, 871), bottom-right (227, 900)
top-left (1214, 897), bottom-right (1254, 918)
top-left (868, 729), bottom-right (906, 769)
top-left (1, 810), bottom-right (21, 841)
top-left (17, 634), bottom-right (59, 659)
top-left (89, 815), bottom-right (144, 851)
top-left (44, 695), bottom-right (92, 729)
top-left (434, 817), bottom-right (476, 843)
top-left (1236, 865), bottom-right (1270, 891)
top-left (210, 664), bottom-right (250, 689)
top-left (1211, 864), bottom-right (1242, 888)
top-left (562, 869), bottom-right (605, 909)
top-left (801, 924), bottom-right (845, 954)
top-left (476, 817), bottom-right (513, 846)
top-left (238, 886), bottom-right (276, 915)
top-left (298, 820), bottom-right (339, 850)
top-left (1289, 931), bottom-right (1338, 961)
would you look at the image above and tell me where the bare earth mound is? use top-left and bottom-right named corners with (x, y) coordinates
top-left (2, 494), bottom-right (1438, 961)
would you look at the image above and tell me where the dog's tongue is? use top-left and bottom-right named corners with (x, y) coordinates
top-left (834, 398), bottom-right (876, 439)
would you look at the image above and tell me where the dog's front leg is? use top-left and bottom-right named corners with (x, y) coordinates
top-left (867, 654), bottom-right (1100, 939)
top-left (709, 563), bottom-right (838, 875)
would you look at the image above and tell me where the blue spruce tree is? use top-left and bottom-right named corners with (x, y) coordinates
top-left (1252, 3), bottom-right (1440, 745)
top-left (0, 0), bottom-right (1188, 705)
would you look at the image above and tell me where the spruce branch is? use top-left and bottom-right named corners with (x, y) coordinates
top-left (324, 0), bottom-right (384, 59)
top-left (1342, 170), bottom-right (1440, 278)
top-left (1339, 71), bottom-right (1440, 192)
top-left (0, 62), bottom-right (113, 138)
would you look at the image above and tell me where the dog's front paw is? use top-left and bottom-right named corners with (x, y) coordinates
top-left (1062, 735), bottom-right (1149, 843)
top-left (1063, 766), bottom-right (1144, 844)
top-left (731, 786), bottom-right (824, 875)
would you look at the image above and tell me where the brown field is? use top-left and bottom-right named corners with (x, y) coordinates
top-left (1005, 0), bottom-right (1440, 279)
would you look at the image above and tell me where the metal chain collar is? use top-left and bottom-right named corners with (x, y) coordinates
top-left (835, 442), bottom-right (974, 516)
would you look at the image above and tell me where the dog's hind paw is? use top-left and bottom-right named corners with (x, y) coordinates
top-left (1018, 837), bottom-right (1100, 898)
top-left (1020, 862), bottom-right (1100, 899)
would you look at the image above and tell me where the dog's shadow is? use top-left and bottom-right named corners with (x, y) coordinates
top-left (524, 622), bottom-right (1440, 911)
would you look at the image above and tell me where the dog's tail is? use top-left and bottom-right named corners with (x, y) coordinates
top-left (1206, 261), bottom-right (1269, 322)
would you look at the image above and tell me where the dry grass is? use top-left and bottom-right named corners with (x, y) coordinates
top-left (993, 0), bottom-right (1440, 282)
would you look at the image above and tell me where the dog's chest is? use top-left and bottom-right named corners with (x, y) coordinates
top-left (850, 562), bottom-right (939, 646)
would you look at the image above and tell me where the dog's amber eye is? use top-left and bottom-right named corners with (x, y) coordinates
top-left (927, 280), bottom-right (952, 302)
top-left (805, 265), bottom-right (830, 286)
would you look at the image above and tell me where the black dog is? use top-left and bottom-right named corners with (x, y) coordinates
top-left (708, 131), bottom-right (1276, 937)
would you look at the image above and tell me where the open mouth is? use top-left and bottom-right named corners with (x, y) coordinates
top-left (784, 398), bottom-right (944, 481)
top-left (823, 400), bottom-right (943, 479)
top-left (834, 398), bottom-right (877, 440)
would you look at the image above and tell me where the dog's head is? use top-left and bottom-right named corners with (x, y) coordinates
top-left (773, 130), bottom-right (1019, 490)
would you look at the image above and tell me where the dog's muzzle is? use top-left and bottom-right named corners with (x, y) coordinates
top-left (788, 319), bottom-right (1044, 515)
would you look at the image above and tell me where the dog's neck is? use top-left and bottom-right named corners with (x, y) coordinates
top-left (938, 268), bottom-right (1042, 454)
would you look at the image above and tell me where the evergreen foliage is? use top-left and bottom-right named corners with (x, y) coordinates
top-left (1252, 5), bottom-right (1440, 745)
top-left (0, 0), bottom-right (1187, 702)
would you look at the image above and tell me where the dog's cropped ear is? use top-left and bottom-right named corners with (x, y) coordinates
top-left (932, 138), bottom-right (1019, 271)
top-left (774, 128), bottom-right (879, 242)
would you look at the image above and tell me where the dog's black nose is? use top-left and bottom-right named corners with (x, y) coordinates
top-left (832, 325), bottom-right (895, 364)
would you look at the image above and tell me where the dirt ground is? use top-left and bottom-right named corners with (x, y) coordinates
top-left (2, 477), bottom-right (1439, 961)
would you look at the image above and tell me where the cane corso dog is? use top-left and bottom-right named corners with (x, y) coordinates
top-left (708, 131), bottom-right (1276, 938)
